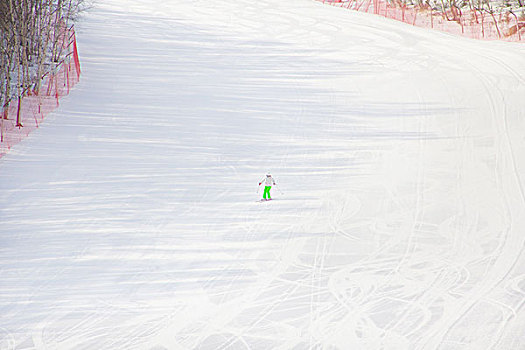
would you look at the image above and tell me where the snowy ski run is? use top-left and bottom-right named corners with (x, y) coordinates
top-left (1, 0), bottom-right (525, 349)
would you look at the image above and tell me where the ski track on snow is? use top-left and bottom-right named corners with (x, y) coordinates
top-left (1, 0), bottom-right (525, 349)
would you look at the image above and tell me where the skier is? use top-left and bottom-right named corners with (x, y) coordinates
top-left (259, 172), bottom-right (276, 201)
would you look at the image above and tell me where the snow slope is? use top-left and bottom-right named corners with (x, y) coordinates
top-left (1, 0), bottom-right (525, 348)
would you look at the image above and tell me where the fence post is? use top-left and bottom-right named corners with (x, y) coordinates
top-left (72, 34), bottom-right (81, 79)
top-left (16, 96), bottom-right (22, 127)
top-left (1, 105), bottom-right (6, 142)
top-left (67, 64), bottom-right (70, 94)
top-left (55, 73), bottom-right (60, 106)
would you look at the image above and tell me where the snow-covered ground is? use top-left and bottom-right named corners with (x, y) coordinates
top-left (1, 0), bottom-right (525, 348)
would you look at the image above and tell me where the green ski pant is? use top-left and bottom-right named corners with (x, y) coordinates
top-left (263, 186), bottom-right (272, 199)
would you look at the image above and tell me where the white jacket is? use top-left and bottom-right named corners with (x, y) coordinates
top-left (260, 175), bottom-right (276, 187)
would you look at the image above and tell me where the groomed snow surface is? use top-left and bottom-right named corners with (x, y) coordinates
top-left (1, 0), bottom-right (525, 349)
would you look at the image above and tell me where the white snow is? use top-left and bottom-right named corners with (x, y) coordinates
top-left (1, 0), bottom-right (525, 349)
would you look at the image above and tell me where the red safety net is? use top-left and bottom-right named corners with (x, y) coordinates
top-left (0, 25), bottom-right (81, 158)
top-left (320, 0), bottom-right (524, 42)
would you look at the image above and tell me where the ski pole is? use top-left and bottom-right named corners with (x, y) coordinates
top-left (275, 184), bottom-right (284, 195)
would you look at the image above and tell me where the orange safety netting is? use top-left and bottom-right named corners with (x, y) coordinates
top-left (0, 25), bottom-right (81, 158)
top-left (320, 0), bottom-right (524, 42)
